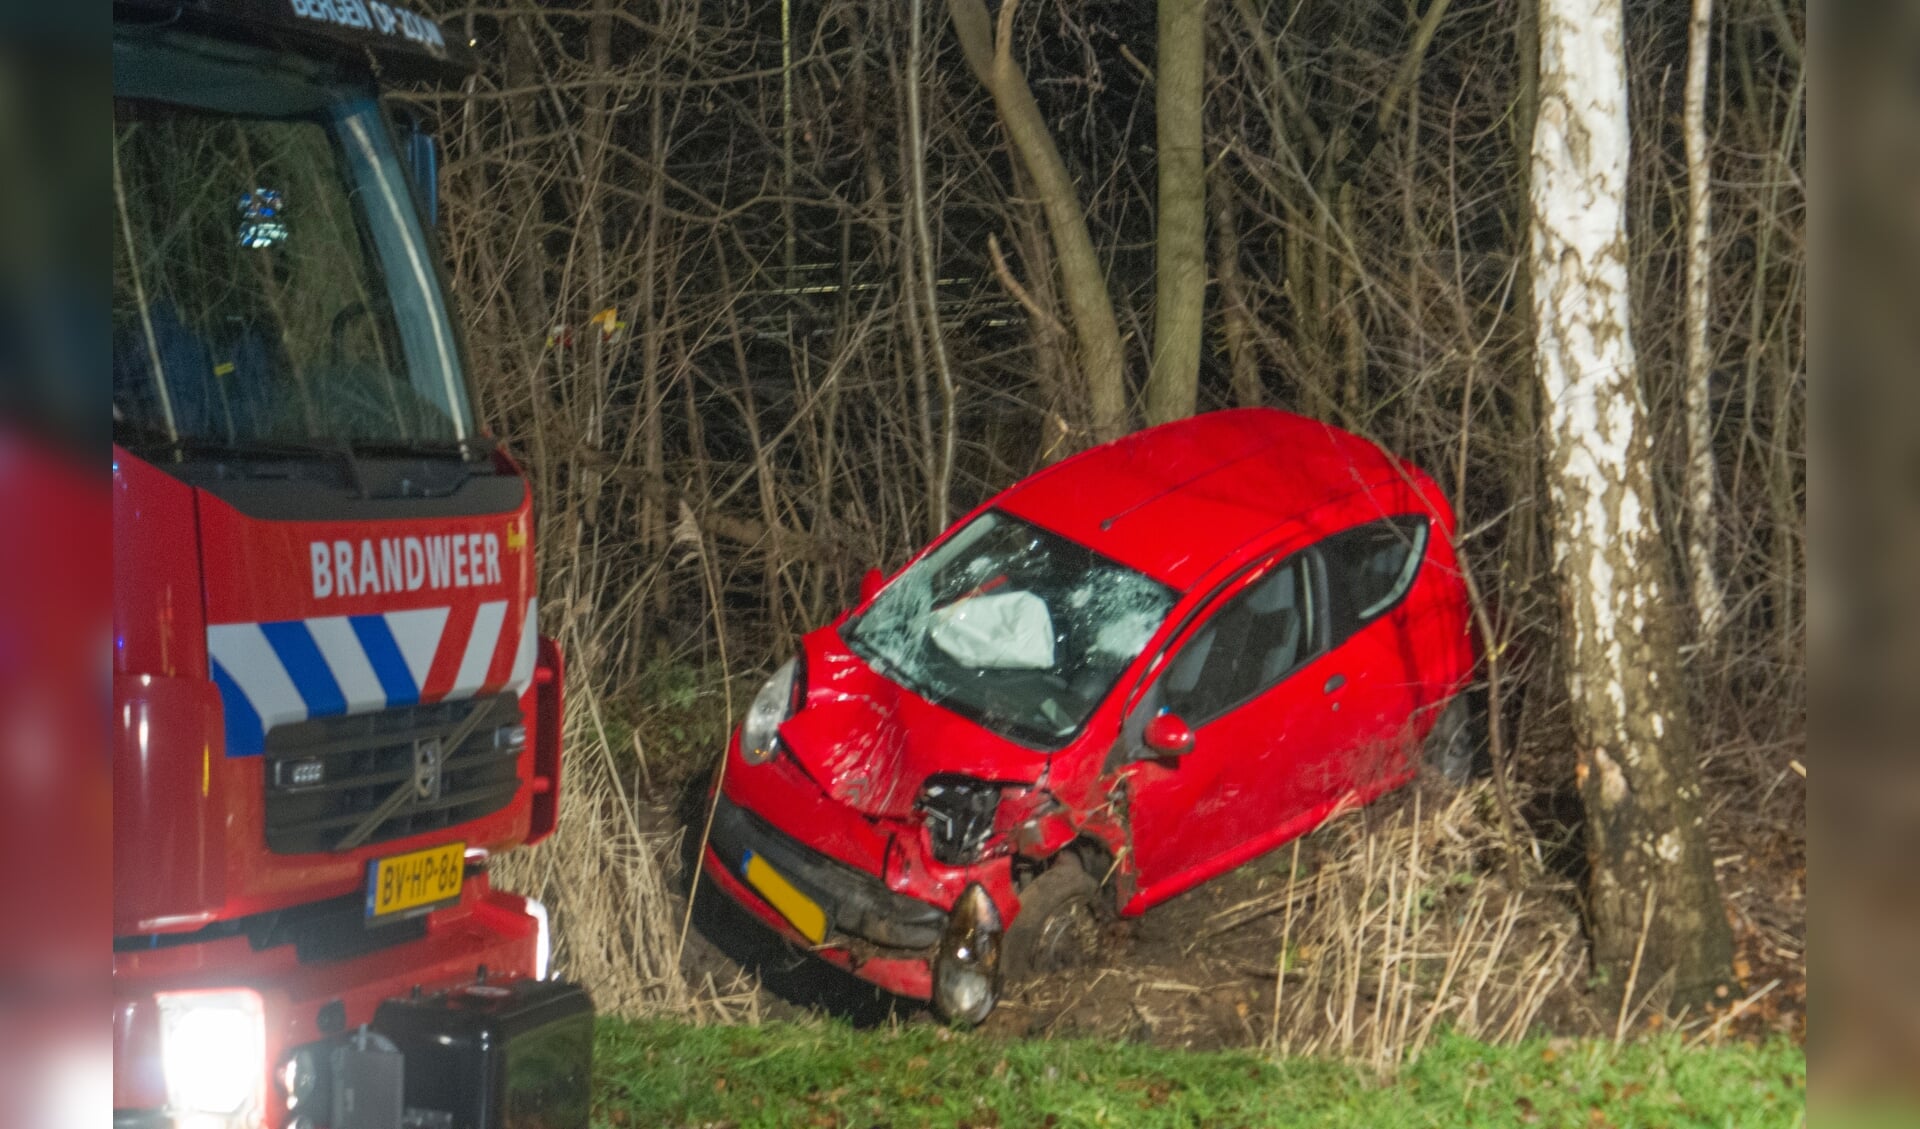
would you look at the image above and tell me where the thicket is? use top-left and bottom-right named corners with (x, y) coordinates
top-left (402, 0), bottom-right (1803, 1036)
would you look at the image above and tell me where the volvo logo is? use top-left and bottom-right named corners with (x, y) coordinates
top-left (413, 737), bottom-right (444, 803)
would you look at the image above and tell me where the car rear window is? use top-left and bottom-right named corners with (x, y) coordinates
top-left (1321, 515), bottom-right (1429, 636)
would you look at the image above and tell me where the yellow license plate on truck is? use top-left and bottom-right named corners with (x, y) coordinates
top-left (742, 851), bottom-right (827, 943)
top-left (367, 841), bottom-right (465, 918)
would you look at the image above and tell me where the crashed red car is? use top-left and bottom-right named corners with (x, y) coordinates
top-left (702, 408), bottom-right (1477, 1021)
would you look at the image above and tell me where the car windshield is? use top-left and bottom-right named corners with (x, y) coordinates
top-left (112, 71), bottom-right (473, 455)
top-left (844, 510), bottom-right (1178, 747)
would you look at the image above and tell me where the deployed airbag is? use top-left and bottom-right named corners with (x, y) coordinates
top-left (929, 590), bottom-right (1056, 669)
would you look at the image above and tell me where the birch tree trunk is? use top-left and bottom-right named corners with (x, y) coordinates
top-left (1683, 0), bottom-right (1727, 638)
top-left (950, 0), bottom-right (1129, 442)
top-left (1145, 0), bottom-right (1206, 425)
top-left (1528, 0), bottom-right (1733, 1005)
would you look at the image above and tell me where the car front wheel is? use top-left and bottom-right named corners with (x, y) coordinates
top-left (1003, 854), bottom-right (1109, 980)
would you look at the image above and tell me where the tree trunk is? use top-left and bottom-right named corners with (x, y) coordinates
top-left (908, 0), bottom-right (959, 530)
top-left (949, 0), bottom-right (1129, 441)
top-left (1528, 0), bottom-right (1733, 1006)
top-left (1682, 0), bottom-right (1727, 639)
top-left (1211, 167), bottom-right (1261, 407)
top-left (1146, 0), bottom-right (1206, 425)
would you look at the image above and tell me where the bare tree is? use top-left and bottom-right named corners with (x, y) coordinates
top-left (1145, 0), bottom-right (1207, 424)
top-left (907, 0), bottom-right (959, 530)
top-left (949, 0), bottom-right (1128, 441)
top-left (1682, 0), bottom-right (1726, 639)
top-left (1528, 0), bottom-right (1733, 1003)
top-left (1210, 162), bottom-right (1260, 407)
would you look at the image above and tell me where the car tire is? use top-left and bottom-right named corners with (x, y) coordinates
top-left (1003, 854), bottom-right (1109, 982)
top-left (1424, 694), bottom-right (1481, 787)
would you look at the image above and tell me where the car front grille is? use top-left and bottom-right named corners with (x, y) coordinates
top-left (263, 692), bottom-right (523, 855)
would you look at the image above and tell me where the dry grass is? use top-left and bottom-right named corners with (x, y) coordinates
top-left (1254, 784), bottom-right (1585, 1066)
top-left (989, 778), bottom-right (1592, 1062)
top-left (490, 670), bottom-right (692, 1018)
top-left (490, 651), bottom-right (770, 1023)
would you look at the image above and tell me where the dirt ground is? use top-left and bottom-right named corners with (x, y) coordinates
top-left (662, 772), bottom-right (1805, 1052)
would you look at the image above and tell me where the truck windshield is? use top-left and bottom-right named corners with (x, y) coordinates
top-left (112, 84), bottom-right (473, 453)
top-left (844, 511), bottom-right (1178, 748)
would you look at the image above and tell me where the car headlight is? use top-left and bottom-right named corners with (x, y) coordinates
top-left (156, 988), bottom-right (266, 1120)
top-left (739, 657), bottom-right (802, 766)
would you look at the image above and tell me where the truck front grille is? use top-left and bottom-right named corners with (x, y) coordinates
top-left (263, 693), bottom-right (524, 855)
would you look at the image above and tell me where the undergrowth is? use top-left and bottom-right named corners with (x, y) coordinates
top-left (613, 659), bottom-right (738, 800)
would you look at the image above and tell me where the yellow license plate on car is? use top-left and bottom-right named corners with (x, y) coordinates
top-left (742, 851), bottom-right (827, 944)
top-left (367, 841), bottom-right (465, 918)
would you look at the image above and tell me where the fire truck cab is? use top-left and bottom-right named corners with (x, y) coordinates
top-left (112, 3), bottom-right (591, 1127)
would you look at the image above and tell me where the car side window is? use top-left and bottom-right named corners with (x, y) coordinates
top-left (1319, 515), bottom-right (1429, 643)
top-left (1160, 554), bottom-right (1320, 727)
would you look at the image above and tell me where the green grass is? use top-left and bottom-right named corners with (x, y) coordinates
top-left (594, 1018), bottom-right (1804, 1128)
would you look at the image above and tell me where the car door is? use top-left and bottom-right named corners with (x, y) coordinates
top-left (1115, 547), bottom-right (1353, 902)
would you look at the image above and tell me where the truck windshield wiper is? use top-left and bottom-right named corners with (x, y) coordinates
top-left (347, 435), bottom-right (498, 462)
top-left (124, 436), bottom-right (370, 496)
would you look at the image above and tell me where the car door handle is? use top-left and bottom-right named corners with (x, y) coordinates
top-left (1323, 674), bottom-right (1346, 694)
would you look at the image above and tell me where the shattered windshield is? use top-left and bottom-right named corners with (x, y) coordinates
top-left (844, 510), bottom-right (1178, 748)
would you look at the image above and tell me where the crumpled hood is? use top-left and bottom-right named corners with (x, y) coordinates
top-left (774, 632), bottom-right (1044, 818)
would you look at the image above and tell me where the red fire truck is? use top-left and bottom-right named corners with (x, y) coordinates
top-left (111, 3), bottom-right (592, 1127)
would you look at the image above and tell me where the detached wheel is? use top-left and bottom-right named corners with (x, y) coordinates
top-left (1424, 694), bottom-right (1481, 787)
top-left (1003, 854), bottom-right (1108, 981)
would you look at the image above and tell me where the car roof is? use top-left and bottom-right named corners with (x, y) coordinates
top-left (995, 408), bottom-right (1413, 592)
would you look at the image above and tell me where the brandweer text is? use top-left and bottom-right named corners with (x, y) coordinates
top-left (310, 534), bottom-right (502, 598)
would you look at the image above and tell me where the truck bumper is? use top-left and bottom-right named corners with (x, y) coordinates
top-left (113, 872), bottom-right (589, 1128)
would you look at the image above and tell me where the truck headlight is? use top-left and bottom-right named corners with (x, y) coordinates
top-left (156, 989), bottom-right (265, 1120)
top-left (739, 657), bottom-right (802, 766)
top-left (526, 895), bottom-right (552, 979)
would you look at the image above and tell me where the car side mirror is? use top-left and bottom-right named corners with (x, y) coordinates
top-left (859, 567), bottom-right (886, 604)
top-left (1142, 713), bottom-right (1196, 757)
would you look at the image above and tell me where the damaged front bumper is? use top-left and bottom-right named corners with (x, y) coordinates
top-left (702, 784), bottom-right (1014, 1018)
top-left (706, 795), bottom-right (946, 950)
